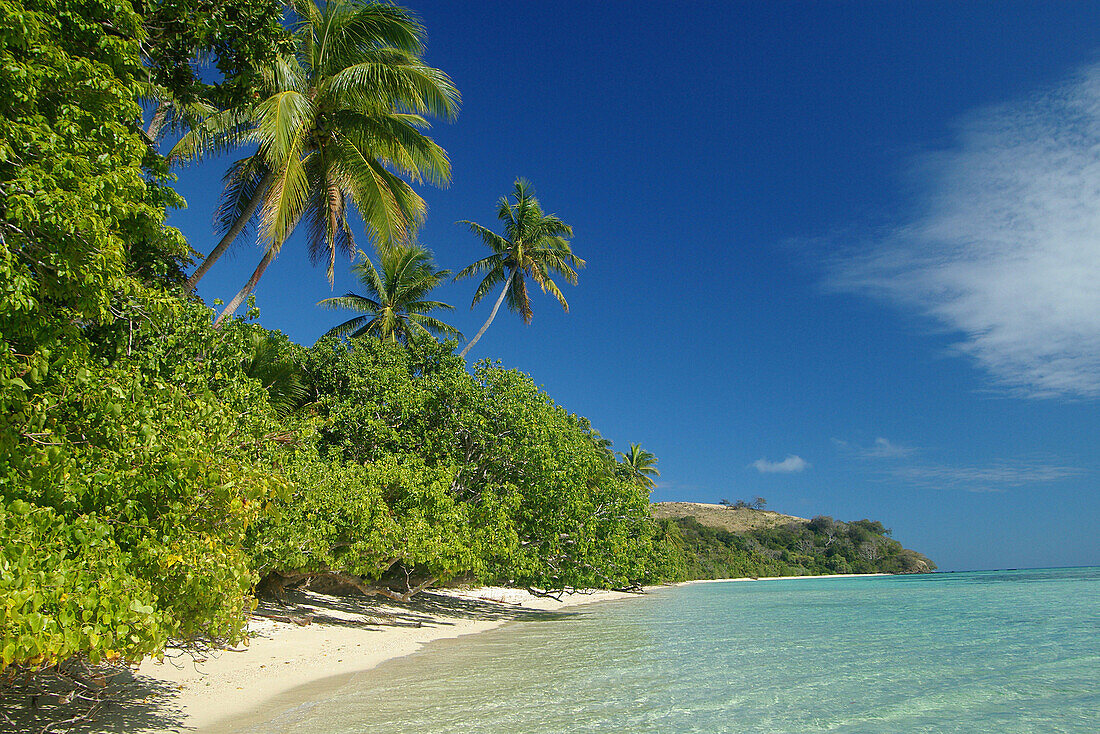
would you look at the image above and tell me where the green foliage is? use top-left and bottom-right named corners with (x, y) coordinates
top-left (242, 329), bottom-right (308, 417)
top-left (318, 244), bottom-right (462, 343)
top-left (618, 443), bottom-right (660, 489)
top-left (0, 0), bottom-right (288, 674)
top-left (0, 0), bottom-right (935, 695)
top-left (1, 502), bottom-right (166, 669)
top-left (248, 337), bottom-right (665, 593)
top-left (174, 0), bottom-right (461, 321)
top-left (663, 514), bottom-right (937, 581)
top-left (659, 519), bottom-right (789, 581)
top-left (250, 453), bottom-right (475, 585)
top-left (142, 0), bottom-right (289, 107)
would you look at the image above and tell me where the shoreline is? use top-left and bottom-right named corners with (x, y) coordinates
top-left (18, 574), bottom-right (894, 733)
top-left (681, 572), bottom-right (891, 585)
top-left (121, 586), bottom-right (643, 733)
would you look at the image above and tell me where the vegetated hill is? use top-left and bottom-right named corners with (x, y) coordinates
top-left (651, 502), bottom-right (936, 580)
top-left (651, 502), bottom-right (808, 533)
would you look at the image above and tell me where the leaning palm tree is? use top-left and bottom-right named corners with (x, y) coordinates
top-left (318, 244), bottom-right (462, 343)
top-left (618, 443), bottom-right (660, 489)
top-left (171, 0), bottom-right (459, 326)
top-left (454, 179), bottom-right (584, 358)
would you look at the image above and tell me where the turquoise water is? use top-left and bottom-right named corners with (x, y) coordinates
top-left (244, 569), bottom-right (1099, 733)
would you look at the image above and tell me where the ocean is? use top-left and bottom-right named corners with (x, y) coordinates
top-left (240, 568), bottom-right (1099, 733)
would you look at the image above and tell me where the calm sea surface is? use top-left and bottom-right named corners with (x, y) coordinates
top-left (242, 568), bottom-right (1099, 733)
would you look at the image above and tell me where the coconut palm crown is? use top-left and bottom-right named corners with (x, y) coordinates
top-left (454, 179), bottom-right (584, 358)
top-left (171, 0), bottom-right (460, 326)
top-left (318, 244), bottom-right (462, 344)
top-left (618, 443), bottom-right (660, 489)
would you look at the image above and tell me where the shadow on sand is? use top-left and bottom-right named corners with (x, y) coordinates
top-left (0, 664), bottom-right (186, 733)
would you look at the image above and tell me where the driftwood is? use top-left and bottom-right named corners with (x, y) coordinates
top-left (251, 611), bottom-right (313, 626)
top-left (255, 569), bottom-right (438, 603)
top-left (328, 572), bottom-right (438, 602)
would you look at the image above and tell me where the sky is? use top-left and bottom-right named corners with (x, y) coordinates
top-left (169, 1), bottom-right (1100, 572)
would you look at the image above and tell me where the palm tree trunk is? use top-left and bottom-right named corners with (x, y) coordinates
top-left (458, 270), bottom-right (514, 358)
top-left (146, 101), bottom-right (170, 143)
top-left (213, 244), bottom-right (280, 329)
top-left (187, 170), bottom-right (276, 291)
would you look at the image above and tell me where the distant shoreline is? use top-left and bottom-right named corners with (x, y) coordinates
top-left (682, 572), bottom-right (892, 584)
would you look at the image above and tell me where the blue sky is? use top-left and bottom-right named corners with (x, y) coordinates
top-left (171, 1), bottom-right (1100, 571)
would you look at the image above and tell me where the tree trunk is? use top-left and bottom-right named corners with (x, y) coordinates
top-left (146, 101), bottom-right (169, 143)
top-left (213, 243), bottom-right (280, 328)
top-left (458, 269), bottom-right (515, 358)
top-left (187, 170), bottom-right (276, 291)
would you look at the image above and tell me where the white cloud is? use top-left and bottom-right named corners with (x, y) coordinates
top-left (863, 437), bottom-right (917, 459)
top-left (751, 455), bottom-right (809, 474)
top-left (834, 436), bottom-right (918, 459)
top-left (831, 62), bottom-right (1100, 399)
top-left (886, 460), bottom-right (1082, 492)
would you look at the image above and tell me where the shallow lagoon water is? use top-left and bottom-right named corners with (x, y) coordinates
top-left (240, 568), bottom-right (1099, 733)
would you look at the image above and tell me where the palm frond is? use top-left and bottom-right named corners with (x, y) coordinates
top-left (321, 314), bottom-right (373, 339)
top-left (459, 221), bottom-right (511, 253)
top-left (328, 56), bottom-right (460, 120)
top-left (259, 147), bottom-right (312, 250)
top-left (454, 254), bottom-right (505, 281)
top-left (409, 314), bottom-right (464, 340)
top-left (255, 90), bottom-right (315, 164)
top-left (319, 242), bottom-right (457, 344)
top-left (504, 272), bottom-right (533, 323)
top-left (215, 155), bottom-right (268, 239)
top-left (405, 298), bottom-right (455, 314)
top-left (243, 332), bottom-right (307, 417)
top-left (334, 135), bottom-right (410, 246)
top-left (168, 104), bottom-right (257, 164)
top-left (303, 156), bottom-right (355, 283)
top-left (317, 293), bottom-right (381, 311)
top-left (335, 110), bottom-right (452, 185)
top-left (458, 178), bottom-right (581, 324)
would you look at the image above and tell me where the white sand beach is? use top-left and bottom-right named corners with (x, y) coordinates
top-left (116, 586), bottom-right (638, 733)
top-left (4, 574), bottom-right (897, 733)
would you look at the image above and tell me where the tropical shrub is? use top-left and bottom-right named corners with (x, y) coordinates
top-left (0, 0), bottom-right (288, 673)
top-left (247, 337), bottom-right (665, 594)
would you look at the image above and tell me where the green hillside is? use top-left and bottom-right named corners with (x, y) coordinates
top-left (652, 502), bottom-right (936, 580)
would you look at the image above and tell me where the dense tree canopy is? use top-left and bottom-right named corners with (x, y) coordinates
top-left (0, 0), bottom-right (288, 672)
top-left (660, 514), bottom-right (937, 581)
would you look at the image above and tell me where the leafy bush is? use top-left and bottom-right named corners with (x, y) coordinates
top-left (0, 0), bottom-right (287, 673)
top-left (247, 337), bottom-right (664, 594)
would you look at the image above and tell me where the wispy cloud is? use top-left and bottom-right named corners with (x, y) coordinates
top-left (830, 63), bottom-right (1100, 399)
top-left (885, 460), bottom-right (1082, 492)
top-left (835, 437), bottom-right (918, 459)
top-left (751, 455), bottom-right (810, 474)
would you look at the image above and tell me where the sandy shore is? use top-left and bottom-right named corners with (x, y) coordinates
top-left (137, 575), bottom-right (888, 732)
top-left (89, 586), bottom-right (637, 733)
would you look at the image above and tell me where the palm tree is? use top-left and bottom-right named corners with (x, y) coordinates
top-left (454, 179), bottom-right (584, 358)
top-left (618, 443), bottom-right (660, 489)
top-left (171, 0), bottom-right (460, 326)
top-left (318, 244), bottom-right (462, 343)
top-left (242, 331), bottom-right (308, 417)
